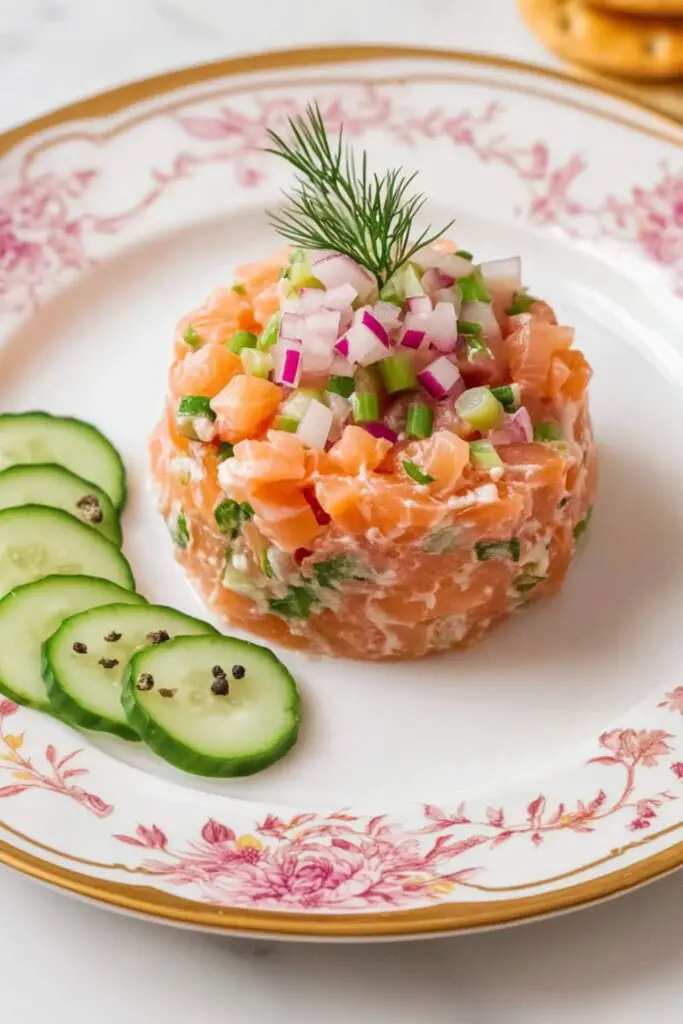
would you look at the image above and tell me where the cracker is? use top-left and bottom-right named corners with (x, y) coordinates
top-left (588, 0), bottom-right (683, 15)
top-left (519, 0), bottom-right (683, 79)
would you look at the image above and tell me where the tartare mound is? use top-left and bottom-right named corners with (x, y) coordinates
top-left (150, 243), bottom-right (595, 660)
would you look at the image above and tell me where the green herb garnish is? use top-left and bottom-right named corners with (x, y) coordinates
top-left (178, 396), bottom-right (216, 420)
top-left (269, 586), bottom-right (315, 619)
top-left (514, 574), bottom-right (545, 594)
top-left (573, 507), bottom-right (593, 540)
top-left (217, 442), bottom-right (235, 462)
top-left (173, 510), bottom-right (190, 549)
top-left (265, 103), bottom-right (454, 288)
top-left (505, 290), bottom-right (537, 316)
top-left (533, 422), bottom-right (562, 442)
top-left (475, 539), bottom-right (521, 562)
top-left (182, 325), bottom-right (203, 350)
top-left (402, 459), bottom-right (434, 485)
top-left (455, 249), bottom-right (473, 260)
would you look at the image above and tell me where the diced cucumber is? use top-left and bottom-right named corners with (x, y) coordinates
top-left (0, 506), bottom-right (135, 599)
top-left (0, 413), bottom-right (126, 509)
top-left (121, 634), bottom-right (300, 777)
top-left (44, 603), bottom-right (217, 740)
top-left (0, 464), bottom-right (122, 545)
top-left (0, 576), bottom-right (144, 713)
top-left (475, 539), bottom-right (521, 562)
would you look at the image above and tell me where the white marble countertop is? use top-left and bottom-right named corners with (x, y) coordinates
top-left (1, 2), bottom-right (683, 1022)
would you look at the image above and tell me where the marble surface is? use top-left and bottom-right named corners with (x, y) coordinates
top-left (1, 2), bottom-right (682, 1021)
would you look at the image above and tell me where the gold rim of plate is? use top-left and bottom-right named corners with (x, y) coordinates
top-left (1, 43), bottom-right (682, 939)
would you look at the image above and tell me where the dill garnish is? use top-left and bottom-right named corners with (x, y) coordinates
top-left (265, 103), bottom-right (454, 288)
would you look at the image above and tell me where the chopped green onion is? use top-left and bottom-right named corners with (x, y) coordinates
top-left (406, 402), bottom-right (434, 439)
top-left (458, 321), bottom-right (492, 360)
top-left (214, 499), bottom-right (243, 537)
top-left (402, 459), bottom-right (434, 485)
top-left (459, 271), bottom-right (491, 303)
top-left (217, 442), bottom-right (234, 462)
top-left (573, 507), bottom-right (593, 540)
top-left (228, 330), bottom-right (258, 354)
top-left (273, 415), bottom-right (300, 433)
top-left (288, 248), bottom-right (307, 265)
top-left (231, 283), bottom-right (246, 296)
top-left (354, 365), bottom-right (382, 394)
top-left (261, 549), bottom-right (274, 578)
top-left (458, 321), bottom-right (484, 336)
top-left (241, 348), bottom-right (273, 378)
top-left (515, 573), bottom-right (545, 593)
top-left (455, 249), bottom-right (473, 261)
top-left (475, 539), bottom-right (521, 562)
top-left (327, 375), bottom-right (355, 399)
top-left (268, 586), bottom-right (315, 619)
top-left (172, 510), bottom-right (190, 549)
top-left (352, 391), bottom-right (379, 424)
top-left (505, 290), bottom-right (537, 316)
top-left (312, 556), bottom-right (355, 588)
top-left (379, 263), bottom-right (424, 303)
top-left (469, 439), bottom-right (503, 470)
top-left (257, 312), bottom-right (281, 351)
top-left (490, 384), bottom-right (521, 413)
top-left (182, 325), bottom-right (203, 350)
top-left (379, 354), bottom-right (417, 394)
top-left (240, 502), bottom-right (255, 520)
top-left (178, 396), bottom-right (216, 420)
top-left (533, 421), bottom-right (562, 442)
top-left (456, 387), bottom-right (505, 431)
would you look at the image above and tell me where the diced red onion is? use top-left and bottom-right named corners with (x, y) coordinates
top-left (398, 327), bottom-right (427, 350)
top-left (421, 267), bottom-right (455, 295)
top-left (279, 312), bottom-right (304, 342)
top-left (371, 301), bottom-right (403, 330)
top-left (434, 287), bottom-right (462, 313)
top-left (323, 283), bottom-right (358, 310)
top-left (417, 356), bottom-right (464, 400)
top-left (345, 322), bottom-right (389, 366)
top-left (406, 295), bottom-right (432, 316)
top-left (360, 309), bottom-right (390, 347)
top-left (330, 353), bottom-right (354, 376)
top-left (334, 335), bottom-right (349, 357)
top-left (296, 398), bottom-right (334, 449)
top-left (272, 343), bottom-right (302, 387)
top-left (309, 251), bottom-right (377, 303)
top-left (362, 422), bottom-right (398, 444)
top-left (427, 301), bottom-right (459, 354)
top-left (305, 309), bottom-right (340, 340)
top-left (298, 288), bottom-right (326, 314)
top-left (488, 407), bottom-right (533, 445)
top-left (460, 300), bottom-right (503, 344)
top-left (302, 333), bottom-right (335, 374)
top-left (480, 257), bottom-right (522, 289)
top-left (281, 297), bottom-right (302, 315)
top-left (412, 246), bottom-right (474, 279)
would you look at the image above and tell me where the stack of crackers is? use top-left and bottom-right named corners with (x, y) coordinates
top-left (519, 0), bottom-right (683, 119)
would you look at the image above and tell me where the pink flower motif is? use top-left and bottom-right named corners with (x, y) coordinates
top-left (0, 699), bottom-right (18, 718)
top-left (672, 762), bottom-right (683, 779)
top-left (201, 819), bottom-right (235, 845)
top-left (594, 728), bottom-right (674, 767)
top-left (627, 817), bottom-right (651, 831)
top-left (659, 686), bottom-right (683, 714)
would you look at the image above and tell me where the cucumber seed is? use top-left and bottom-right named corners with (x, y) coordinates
top-left (99, 657), bottom-right (119, 669)
top-left (147, 630), bottom-right (170, 644)
top-left (72, 641), bottom-right (87, 654)
top-left (158, 687), bottom-right (177, 698)
top-left (104, 630), bottom-right (122, 642)
top-left (76, 494), bottom-right (103, 524)
top-left (136, 673), bottom-right (154, 692)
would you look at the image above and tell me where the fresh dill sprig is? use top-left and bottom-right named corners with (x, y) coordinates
top-left (264, 103), bottom-right (454, 288)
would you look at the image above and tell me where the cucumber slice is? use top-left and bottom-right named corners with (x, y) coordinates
top-left (0, 575), bottom-right (144, 713)
top-left (0, 464), bottom-right (122, 545)
top-left (0, 413), bottom-right (126, 509)
top-left (44, 604), bottom-right (217, 740)
top-left (122, 635), bottom-right (300, 777)
top-left (0, 505), bottom-right (134, 599)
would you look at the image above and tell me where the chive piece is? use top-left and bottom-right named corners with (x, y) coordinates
top-left (515, 574), bottom-right (545, 593)
top-left (183, 325), bottom-right (203, 350)
top-left (573, 507), bottom-right (593, 540)
top-left (312, 556), bottom-right (353, 588)
top-left (352, 391), bottom-right (379, 424)
top-left (217, 442), bottom-right (234, 462)
top-left (228, 330), bottom-right (258, 354)
top-left (505, 290), bottom-right (537, 316)
top-left (214, 499), bottom-right (243, 537)
top-left (261, 549), bottom-right (274, 578)
top-left (241, 348), bottom-right (273, 378)
top-left (269, 586), bottom-right (315, 619)
top-left (455, 249), bottom-right (473, 260)
top-left (402, 459), bottom-right (434, 485)
top-left (558, 496), bottom-right (569, 509)
top-left (231, 282), bottom-right (246, 296)
top-left (475, 539), bottom-right (521, 562)
top-left (327, 375), bottom-right (355, 399)
top-left (257, 312), bottom-right (281, 351)
top-left (458, 320), bottom-right (483, 336)
top-left (469, 440), bottom-right (504, 470)
top-left (406, 402), bottom-right (434, 439)
top-left (490, 384), bottom-right (521, 413)
top-left (178, 395), bottom-right (216, 420)
top-left (379, 354), bottom-right (418, 394)
top-left (173, 510), bottom-right (190, 549)
top-left (457, 320), bottom-right (492, 360)
top-left (533, 421), bottom-right (562, 442)
top-left (273, 415), bottom-right (300, 433)
top-left (456, 388), bottom-right (505, 431)
top-left (459, 271), bottom-right (491, 303)
top-left (240, 502), bottom-right (255, 521)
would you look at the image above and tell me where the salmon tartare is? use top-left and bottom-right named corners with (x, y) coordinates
top-left (150, 106), bottom-right (595, 659)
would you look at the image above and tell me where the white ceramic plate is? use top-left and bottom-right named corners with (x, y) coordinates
top-left (2, 45), bottom-right (683, 940)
